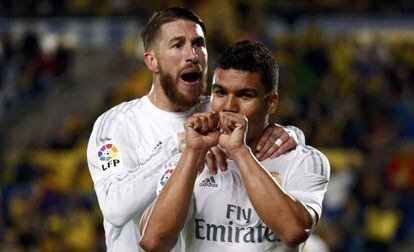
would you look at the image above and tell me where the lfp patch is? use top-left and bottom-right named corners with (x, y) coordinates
top-left (160, 168), bottom-right (174, 187)
top-left (98, 143), bottom-right (118, 161)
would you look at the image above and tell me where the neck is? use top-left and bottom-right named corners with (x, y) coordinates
top-left (248, 138), bottom-right (260, 155)
top-left (147, 80), bottom-right (190, 112)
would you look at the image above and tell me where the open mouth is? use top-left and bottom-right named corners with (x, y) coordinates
top-left (180, 71), bottom-right (201, 83)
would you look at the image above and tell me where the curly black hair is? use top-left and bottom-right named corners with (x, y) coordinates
top-left (216, 40), bottom-right (279, 92)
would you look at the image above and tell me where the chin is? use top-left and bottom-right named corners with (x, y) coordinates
top-left (176, 92), bottom-right (202, 108)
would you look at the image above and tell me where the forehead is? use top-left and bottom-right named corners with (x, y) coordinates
top-left (158, 19), bottom-right (205, 42)
top-left (213, 68), bottom-right (264, 91)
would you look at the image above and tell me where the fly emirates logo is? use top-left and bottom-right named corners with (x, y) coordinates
top-left (194, 204), bottom-right (280, 243)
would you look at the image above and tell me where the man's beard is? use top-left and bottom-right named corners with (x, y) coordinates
top-left (159, 67), bottom-right (207, 109)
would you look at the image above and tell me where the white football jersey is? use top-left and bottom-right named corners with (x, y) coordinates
top-left (157, 145), bottom-right (330, 251)
top-left (87, 95), bottom-right (209, 252)
top-left (87, 93), bottom-right (305, 251)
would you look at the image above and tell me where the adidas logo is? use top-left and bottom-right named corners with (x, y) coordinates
top-left (199, 176), bottom-right (218, 188)
top-left (153, 141), bottom-right (162, 151)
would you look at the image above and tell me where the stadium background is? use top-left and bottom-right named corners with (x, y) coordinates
top-left (1, 1), bottom-right (414, 251)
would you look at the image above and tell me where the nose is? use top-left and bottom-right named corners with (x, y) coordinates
top-left (185, 44), bottom-right (199, 63)
top-left (223, 95), bottom-right (238, 113)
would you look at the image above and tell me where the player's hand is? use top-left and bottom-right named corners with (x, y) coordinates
top-left (205, 146), bottom-right (228, 175)
top-left (184, 112), bottom-right (219, 152)
top-left (217, 112), bottom-right (248, 158)
top-left (254, 123), bottom-right (297, 161)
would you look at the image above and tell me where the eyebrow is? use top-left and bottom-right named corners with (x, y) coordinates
top-left (212, 83), bottom-right (226, 90)
top-left (212, 83), bottom-right (259, 95)
top-left (169, 36), bottom-right (185, 44)
top-left (169, 35), bottom-right (205, 44)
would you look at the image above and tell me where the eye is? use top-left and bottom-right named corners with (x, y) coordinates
top-left (172, 43), bottom-right (181, 49)
top-left (194, 38), bottom-right (205, 47)
top-left (214, 89), bottom-right (226, 97)
top-left (241, 93), bottom-right (254, 99)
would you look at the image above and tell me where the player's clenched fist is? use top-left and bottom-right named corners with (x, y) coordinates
top-left (184, 112), bottom-right (220, 151)
top-left (218, 112), bottom-right (248, 158)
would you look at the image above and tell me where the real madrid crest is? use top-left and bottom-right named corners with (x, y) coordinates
top-left (270, 171), bottom-right (282, 186)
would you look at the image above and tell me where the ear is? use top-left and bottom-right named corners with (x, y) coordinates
top-left (267, 92), bottom-right (279, 114)
top-left (143, 51), bottom-right (159, 73)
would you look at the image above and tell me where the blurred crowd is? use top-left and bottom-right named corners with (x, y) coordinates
top-left (274, 28), bottom-right (414, 251)
top-left (1, 0), bottom-right (414, 17)
top-left (1, 1), bottom-right (414, 251)
top-left (0, 31), bottom-right (73, 116)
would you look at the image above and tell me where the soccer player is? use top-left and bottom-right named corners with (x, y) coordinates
top-left (86, 7), bottom-right (302, 252)
top-left (139, 40), bottom-right (330, 251)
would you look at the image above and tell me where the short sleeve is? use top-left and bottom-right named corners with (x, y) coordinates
top-left (284, 146), bottom-right (330, 224)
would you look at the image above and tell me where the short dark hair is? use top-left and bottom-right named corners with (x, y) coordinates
top-left (141, 7), bottom-right (206, 50)
top-left (216, 40), bottom-right (279, 92)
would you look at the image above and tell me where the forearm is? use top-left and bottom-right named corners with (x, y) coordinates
top-left (232, 147), bottom-right (312, 247)
top-left (140, 148), bottom-right (206, 251)
top-left (94, 169), bottom-right (159, 227)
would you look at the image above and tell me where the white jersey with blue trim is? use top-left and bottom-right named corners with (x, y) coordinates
top-left (86, 95), bottom-right (210, 252)
top-left (157, 145), bottom-right (330, 252)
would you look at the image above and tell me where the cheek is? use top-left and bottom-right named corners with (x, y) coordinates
top-left (240, 103), bottom-right (259, 118)
top-left (243, 103), bottom-right (268, 127)
top-left (161, 52), bottom-right (180, 67)
top-left (211, 101), bottom-right (222, 112)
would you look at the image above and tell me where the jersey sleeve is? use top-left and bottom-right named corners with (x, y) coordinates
top-left (283, 146), bottom-right (330, 227)
top-left (284, 125), bottom-right (306, 146)
top-left (87, 112), bottom-right (179, 227)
